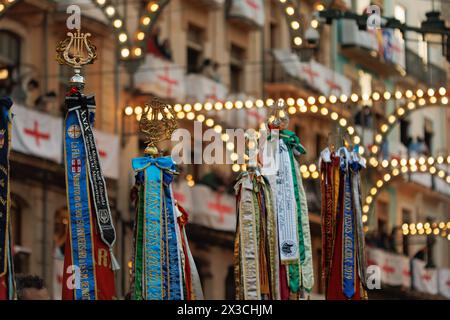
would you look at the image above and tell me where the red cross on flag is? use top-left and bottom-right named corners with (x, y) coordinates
top-left (93, 129), bottom-right (119, 180)
top-left (191, 185), bottom-right (236, 232)
top-left (12, 105), bottom-right (63, 163)
top-left (229, 0), bottom-right (265, 27)
top-left (134, 54), bottom-right (186, 100)
top-left (412, 258), bottom-right (438, 295)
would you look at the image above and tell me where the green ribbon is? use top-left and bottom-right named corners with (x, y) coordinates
top-left (133, 185), bottom-right (145, 300)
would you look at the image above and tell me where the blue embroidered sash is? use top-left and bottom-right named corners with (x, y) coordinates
top-left (64, 109), bottom-right (96, 300)
top-left (0, 98), bottom-right (12, 279)
top-left (340, 155), bottom-right (355, 299)
top-left (132, 156), bottom-right (182, 300)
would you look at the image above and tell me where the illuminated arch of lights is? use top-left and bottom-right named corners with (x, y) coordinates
top-left (124, 97), bottom-right (362, 168)
top-left (362, 157), bottom-right (450, 227)
top-left (0, 0), bottom-right (133, 55)
top-left (130, 0), bottom-right (311, 60)
top-left (369, 87), bottom-right (449, 157)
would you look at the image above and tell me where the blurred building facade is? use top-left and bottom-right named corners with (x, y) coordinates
top-left (0, 0), bottom-right (448, 299)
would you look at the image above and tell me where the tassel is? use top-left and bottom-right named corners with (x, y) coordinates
top-left (110, 248), bottom-right (120, 271)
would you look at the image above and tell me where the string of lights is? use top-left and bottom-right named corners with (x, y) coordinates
top-left (402, 221), bottom-right (450, 240)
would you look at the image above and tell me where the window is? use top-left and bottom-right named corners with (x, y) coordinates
top-left (423, 118), bottom-right (433, 155)
top-left (187, 24), bottom-right (205, 74)
top-left (0, 30), bottom-right (21, 67)
top-left (400, 119), bottom-right (410, 147)
top-left (315, 133), bottom-right (326, 158)
top-left (230, 44), bottom-right (246, 93)
top-left (0, 30), bottom-right (21, 95)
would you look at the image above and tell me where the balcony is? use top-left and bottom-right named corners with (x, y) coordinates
top-left (405, 48), bottom-right (447, 88)
top-left (134, 53), bottom-right (186, 101)
top-left (265, 49), bottom-right (352, 98)
top-left (339, 19), bottom-right (405, 77)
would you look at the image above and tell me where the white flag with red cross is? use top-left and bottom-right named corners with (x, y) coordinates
top-left (172, 181), bottom-right (194, 213)
top-left (367, 247), bottom-right (411, 287)
top-left (186, 74), bottom-right (228, 103)
top-left (93, 129), bottom-right (119, 180)
top-left (190, 185), bottom-right (236, 231)
top-left (412, 258), bottom-right (438, 295)
top-left (12, 105), bottom-right (63, 163)
top-left (134, 54), bottom-right (186, 100)
top-left (438, 268), bottom-right (450, 298)
top-left (229, 0), bottom-right (265, 27)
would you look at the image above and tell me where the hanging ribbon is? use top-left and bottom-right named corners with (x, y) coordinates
top-left (63, 91), bottom-right (118, 300)
top-left (235, 175), bottom-right (260, 300)
top-left (234, 170), bottom-right (279, 300)
top-left (66, 94), bottom-right (118, 269)
top-left (176, 204), bottom-right (204, 300)
top-left (0, 97), bottom-right (15, 300)
top-left (293, 160), bottom-right (314, 292)
top-left (320, 149), bottom-right (334, 291)
top-left (350, 158), bottom-right (368, 290)
top-left (131, 156), bottom-right (183, 300)
top-left (280, 130), bottom-right (309, 294)
top-left (64, 103), bottom-right (97, 300)
top-left (339, 148), bottom-right (355, 299)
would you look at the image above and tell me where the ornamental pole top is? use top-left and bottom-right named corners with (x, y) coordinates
top-left (139, 98), bottom-right (178, 157)
top-left (56, 28), bottom-right (97, 87)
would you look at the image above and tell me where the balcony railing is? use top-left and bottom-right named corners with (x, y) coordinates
top-left (405, 48), bottom-right (447, 87)
top-left (265, 49), bottom-right (352, 97)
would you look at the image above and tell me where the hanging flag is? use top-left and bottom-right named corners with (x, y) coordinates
top-left (11, 105), bottom-right (63, 163)
top-left (134, 54), bottom-right (186, 100)
top-left (93, 129), bottom-right (119, 180)
top-left (228, 0), bottom-right (265, 27)
top-left (191, 185), bottom-right (236, 232)
top-left (62, 90), bottom-right (118, 300)
top-left (172, 181), bottom-right (194, 212)
top-left (234, 169), bottom-right (279, 300)
top-left (438, 268), bottom-right (450, 298)
top-left (0, 97), bottom-right (15, 300)
top-left (412, 258), bottom-right (438, 295)
top-left (186, 74), bottom-right (228, 103)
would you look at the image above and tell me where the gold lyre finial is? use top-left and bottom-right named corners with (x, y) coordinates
top-left (268, 98), bottom-right (289, 129)
top-left (139, 98), bottom-right (178, 157)
top-left (56, 28), bottom-right (97, 86)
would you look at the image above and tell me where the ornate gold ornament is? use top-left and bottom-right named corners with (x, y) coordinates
top-left (139, 98), bottom-right (178, 156)
top-left (268, 99), bottom-right (289, 129)
top-left (56, 28), bottom-right (97, 85)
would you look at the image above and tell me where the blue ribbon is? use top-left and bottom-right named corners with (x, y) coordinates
top-left (132, 156), bottom-right (182, 300)
top-left (65, 110), bottom-right (96, 300)
top-left (341, 158), bottom-right (355, 299)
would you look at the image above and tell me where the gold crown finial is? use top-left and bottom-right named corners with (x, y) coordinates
top-left (56, 28), bottom-right (97, 85)
top-left (139, 98), bottom-right (178, 157)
